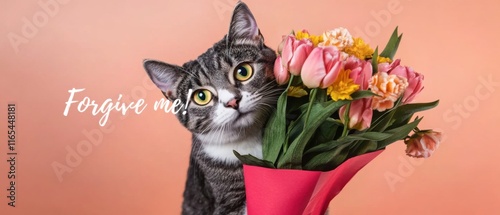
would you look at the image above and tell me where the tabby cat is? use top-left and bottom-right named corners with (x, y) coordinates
top-left (143, 2), bottom-right (279, 214)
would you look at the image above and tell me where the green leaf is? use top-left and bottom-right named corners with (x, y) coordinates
top-left (305, 131), bottom-right (393, 155)
top-left (326, 117), bottom-right (344, 126)
top-left (351, 90), bottom-right (378, 100)
top-left (287, 96), bottom-right (309, 113)
top-left (393, 100), bottom-right (439, 118)
top-left (369, 100), bottom-right (439, 132)
top-left (372, 47), bottom-right (379, 74)
top-left (380, 27), bottom-right (403, 60)
top-left (390, 100), bottom-right (439, 128)
top-left (278, 99), bottom-right (350, 169)
top-left (303, 143), bottom-right (351, 171)
top-left (314, 120), bottom-right (341, 144)
top-left (290, 75), bottom-right (303, 86)
top-left (316, 88), bottom-right (328, 103)
top-left (234, 151), bottom-right (275, 168)
top-left (350, 140), bottom-right (378, 156)
top-left (376, 117), bottom-right (423, 149)
top-left (262, 77), bottom-right (294, 164)
top-left (368, 109), bottom-right (396, 132)
top-left (286, 117), bottom-right (304, 150)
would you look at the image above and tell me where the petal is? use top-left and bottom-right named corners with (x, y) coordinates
top-left (378, 63), bottom-right (391, 73)
top-left (387, 65), bottom-right (407, 78)
top-left (273, 57), bottom-right (289, 85)
top-left (348, 98), bottom-right (373, 130)
top-left (339, 105), bottom-right (347, 124)
top-left (359, 62), bottom-right (373, 90)
top-left (391, 59), bottom-right (402, 68)
top-left (281, 36), bottom-right (295, 68)
top-left (404, 73), bottom-right (424, 103)
top-left (323, 46), bottom-right (340, 70)
top-left (360, 98), bottom-right (373, 129)
top-left (301, 48), bottom-right (327, 88)
top-left (289, 44), bottom-right (311, 75)
top-left (344, 56), bottom-right (361, 71)
top-left (348, 99), bottom-right (363, 128)
top-left (321, 61), bottom-right (342, 88)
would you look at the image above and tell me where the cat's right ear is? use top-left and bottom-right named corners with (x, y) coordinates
top-left (227, 2), bottom-right (262, 43)
top-left (143, 59), bottom-right (184, 99)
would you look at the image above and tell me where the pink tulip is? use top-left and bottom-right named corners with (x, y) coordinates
top-left (301, 46), bottom-right (343, 88)
top-left (274, 56), bottom-right (290, 85)
top-left (405, 130), bottom-right (442, 158)
top-left (339, 98), bottom-right (372, 130)
top-left (281, 35), bottom-right (314, 75)
top-left (339, 56), bottom-right (373, 130)
top-left (379, 59), bottom-right (424, 104)
top-left (344, 56), bottom-right (372, 90)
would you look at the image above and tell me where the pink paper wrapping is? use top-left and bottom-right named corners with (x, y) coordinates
top-left (243, 150), bottom-right (383, 215)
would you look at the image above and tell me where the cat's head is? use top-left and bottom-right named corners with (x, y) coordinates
top-left (143, 2), bottom-right (279, 144)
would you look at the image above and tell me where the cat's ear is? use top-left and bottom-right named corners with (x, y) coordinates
top-left (143, 59), bottom-right (185, 99)
top-left (227, 2), bottom-right (262, 43)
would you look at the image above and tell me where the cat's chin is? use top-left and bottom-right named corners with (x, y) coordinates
top-left (232, 111), bottom-right (257, 128)
top-left (214, 107), bottom-right (263, 129)
top-left (195, 113), bottom-right (263, 145)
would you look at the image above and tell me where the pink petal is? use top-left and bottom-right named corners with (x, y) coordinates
top-left (344, 56), bottom-right (361, 71)
top-left (378, 63), bottom-right (391, 73)
top-left (359, 62), bottom-right (372, 90)
top-left (404, 75), bottom-right (424, 103)
top-left (289, 44), bottom-right (311, 75)
top-left (339, 105), bottom-right (346, 124)
top-left (360, 99), bottom-right (373, 129)
top-left (273, 57), bottom-right (289, 85)
top-left (388, 65), bottom-right (407, 78)
top-left (301, 48), bottom-right (327, 88)
top-left (321, 61), bottom-right (342, 88)
top-left (322, 47), bottom-right (340, 71)
top-left (281, 36), bottom-right (295, 69)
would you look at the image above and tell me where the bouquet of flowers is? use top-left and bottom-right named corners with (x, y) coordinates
top-left (235, 27), bottom-right (442, 215)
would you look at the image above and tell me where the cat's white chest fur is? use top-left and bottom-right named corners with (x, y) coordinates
top-left (201, 135), bottom-right (262, 163)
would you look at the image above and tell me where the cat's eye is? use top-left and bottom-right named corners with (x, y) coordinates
top-left (234, 63), bottom-right (254, 82)
top-left (192, 89), bottom-right (213, 106)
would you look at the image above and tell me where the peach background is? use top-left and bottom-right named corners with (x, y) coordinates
top-left (1, 0), bottom-right (499, 214)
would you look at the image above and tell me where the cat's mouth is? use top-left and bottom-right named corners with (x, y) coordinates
top-left (235, 110), bottom-right (251, 120)
top-left (232, 110), bottom-right (255, 127)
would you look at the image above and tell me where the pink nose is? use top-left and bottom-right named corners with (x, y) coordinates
top-left (224, 98), bottom-right (239, 109)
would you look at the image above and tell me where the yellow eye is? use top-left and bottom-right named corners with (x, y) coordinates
top-left (192, 89), bottom-right (213, 106)
top-left (235, 63), bottom-right (253, 81)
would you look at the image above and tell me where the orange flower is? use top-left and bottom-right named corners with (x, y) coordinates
top-left (319, 27), bottom-right (353, 50)
top-left (369, 72), bottom-right (408, 111)
top-left (405, 130), bottom-right (442, 158)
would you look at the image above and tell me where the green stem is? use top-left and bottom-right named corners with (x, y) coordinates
top-left (341, 102), bottom-right (351, 137)
top-left (282, 75), bottom-right (295, 154)
top-left (303, 88), bottom-right (317, 129)
top-left (285, 75), bottom-right (295, 94)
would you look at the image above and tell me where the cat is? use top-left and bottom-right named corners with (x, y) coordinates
top-left (143, 2), bottom-right (279, 215)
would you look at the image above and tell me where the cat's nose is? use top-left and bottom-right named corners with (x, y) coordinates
top-left (224, 97), bottom-right (241, 109)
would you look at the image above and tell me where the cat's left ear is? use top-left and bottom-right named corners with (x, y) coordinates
top-left (227, 2), bottom-right (263, 43)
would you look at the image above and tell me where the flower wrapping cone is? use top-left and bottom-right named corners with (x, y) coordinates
top-left (243, 150), bottom-right (383, 215)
